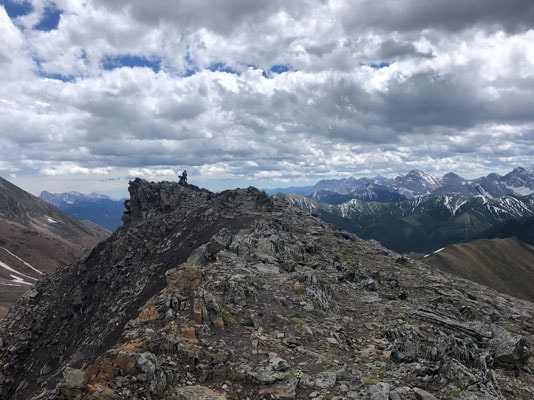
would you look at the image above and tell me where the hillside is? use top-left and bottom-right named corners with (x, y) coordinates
top-left (0, 179), bottom-right (532, 399)
top-left (423, 237), bottom-right (534, 303)
top-left (474, 217), bottom-right (534, 244)
top-left (0, 177), bottom-right (109, 317)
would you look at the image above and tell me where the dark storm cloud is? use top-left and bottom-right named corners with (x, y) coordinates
top-left (377, 39), bottom-right (433, 60)
top-left (94, 0), bottom-right (287, 34)
top-left (341, 0), bottom-right (534, 33)
top-left (379, 71), bottom-right (486, 131)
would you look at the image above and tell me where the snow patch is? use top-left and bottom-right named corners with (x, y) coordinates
top-left (10, 274), bottom-right (32, 286)
top-left (0, 260), bottom-right (38, 281)
top-left (45, 215), bottom-right (59, 223)
top-left (424, 247), bottom-right (445, 258)
top-left (1, 247), bottom-right (44, 275)
top-left (442, 196), bottom-right (467, 216)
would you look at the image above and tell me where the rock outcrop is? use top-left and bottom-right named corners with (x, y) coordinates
top-left (0, 179), bottom-right (532, 399)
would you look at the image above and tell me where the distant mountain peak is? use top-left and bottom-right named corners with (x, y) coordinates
top-left (300, 166), bottom-right (534, 201)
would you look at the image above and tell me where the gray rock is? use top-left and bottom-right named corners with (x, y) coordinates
top-left (489, 326), bottom-right (530, 368)
top-left (269, 356), bottom-right (290, 371)
top-left (254, 263), bottom-right (280, 274)
top-left (413, 387), bottom-right (438, 400)
top-left (369, 382), bottom-right (390, 400)
top-left (364, 277), bottom-right (378, 291)
top-left (136, 352), bottom-right (157, 375)
top-left (315, 371), bottom-right (337, 389)
top-left (62, 367), bottom-right (84, 389)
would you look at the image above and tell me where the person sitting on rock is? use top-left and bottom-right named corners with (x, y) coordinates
top-left (179, 170), bottom-right (188, 185)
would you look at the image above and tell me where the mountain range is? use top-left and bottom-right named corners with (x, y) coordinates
top-left (267, 167), bottom-right (533, 253)
top-left (1, 178), bottom-right (533, 399)
top-left (0, 177), bottom-right (109, 317)
top-left (37, 167), bottom-right (534, 243)
top-left (276, 192), bottom-right (534, 253)
top-left (266, 166), bottom-right (534, 201)
top-left (40, 191), bottom-right (125, 231)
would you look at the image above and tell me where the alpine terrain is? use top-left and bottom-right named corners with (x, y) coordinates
top-left (40, 191), bottom-right (125, 231)
top-left (0, 179), bottom-right (532, 399)
top-left (284, 167), bottom-right (534, 201)
top-left (0, 177), bottom-right (109, 317)
top-left (276, 192), bottom-right (534, 253)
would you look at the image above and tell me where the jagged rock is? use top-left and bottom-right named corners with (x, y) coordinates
top-left (489, 326), bottom-right (530, 368)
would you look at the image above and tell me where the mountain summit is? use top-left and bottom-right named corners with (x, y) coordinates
top-left (0, 179), bottom-right (532, 399)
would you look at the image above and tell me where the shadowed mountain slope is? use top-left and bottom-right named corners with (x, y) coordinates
top-left (0, 177), bottom-right (109, 317)
top-left (474, 216), bottom-right (534, 244)
top-left (0, 179), bottom-right (532, 399)
top-left (423, 237), bottom-right (534, 303)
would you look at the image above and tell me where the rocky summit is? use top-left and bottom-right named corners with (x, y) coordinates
top-left (0, 179), bottom-right (533, 400)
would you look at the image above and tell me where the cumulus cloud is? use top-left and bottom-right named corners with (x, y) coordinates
top-left (0, 0), bottom-right (533, 196)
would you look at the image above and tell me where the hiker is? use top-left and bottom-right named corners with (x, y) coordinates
top-left (178, 170), bottom-right (188, 185)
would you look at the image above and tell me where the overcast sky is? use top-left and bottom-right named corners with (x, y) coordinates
top-left (1, 0), bottom-right (533, 198)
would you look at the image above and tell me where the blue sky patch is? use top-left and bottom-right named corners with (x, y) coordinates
top-left (270, 64), bottom-right (291, 74)
top-left (208, 62), bottom-right (239, 74)
top-left (261, 64), bottom-right (292, 78)
top-left (38, 71), bottom-right (76, 82)
top-left (101, 55), bottom-right (161, 73)
top-left (34, 6), bottom-right (61, 31)
top-left (369, 61), bottom-right (392, 69)
top-left (2, 0), bottom-right (33, 18)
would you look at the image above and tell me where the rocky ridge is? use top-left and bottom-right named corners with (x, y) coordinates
top-left (0, 179), bottom-right (533, 399)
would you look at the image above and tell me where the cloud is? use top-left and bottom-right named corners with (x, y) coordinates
top-left (0, 0), bottom-right (533, 196)
top-left (339, 0), bottom-right (534, 34)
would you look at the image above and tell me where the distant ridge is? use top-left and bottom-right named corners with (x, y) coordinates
top-left (40, 190), bottom-right (125, 231)
top-left (474, 216), bottom-right (534, 244)
top-left (268, 165), bottom-right (534, 201)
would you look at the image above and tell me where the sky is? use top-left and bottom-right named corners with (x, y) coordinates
top-left (0, 0), bottom-right (533, 198)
